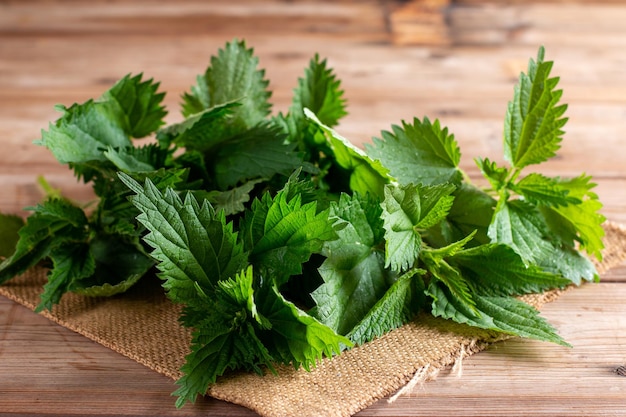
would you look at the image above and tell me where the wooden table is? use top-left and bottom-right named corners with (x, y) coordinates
top-left (1, 1), bottom-right (625, 415)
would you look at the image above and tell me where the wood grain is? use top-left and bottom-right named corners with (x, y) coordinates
top-left (1, 1), bottom-right (625, 416)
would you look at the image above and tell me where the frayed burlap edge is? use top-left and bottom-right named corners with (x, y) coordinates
top-left (1, 221), bottom-right (625, 417)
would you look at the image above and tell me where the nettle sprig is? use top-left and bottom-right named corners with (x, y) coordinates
top-left (0, 42), bottom-right (604, 406)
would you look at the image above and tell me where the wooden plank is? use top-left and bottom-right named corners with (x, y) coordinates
top-left (0, 0), bottom-right (388, 41)
top-left (387, 0), bottom-right (453, 46)
top-left (2, 281), bottom-right (624, 416)
top-left (389, 1), bottom-right (626, 46)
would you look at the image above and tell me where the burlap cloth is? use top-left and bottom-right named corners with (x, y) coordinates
top-left (1, 221), bottom-right (626, 417)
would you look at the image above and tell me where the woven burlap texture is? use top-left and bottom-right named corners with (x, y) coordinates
top-left (1, 221), bottom-right (625, 417)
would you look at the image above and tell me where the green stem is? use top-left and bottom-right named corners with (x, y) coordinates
top-left (37, 175), bottom-right (63, 200)
top-left (459, 167), bottom-right (473, 187)
top-left (507, 167), bottom-right (522, 187)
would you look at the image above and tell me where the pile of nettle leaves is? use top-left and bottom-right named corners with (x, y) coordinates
top-left (0, 40), bottom-right (605, 407)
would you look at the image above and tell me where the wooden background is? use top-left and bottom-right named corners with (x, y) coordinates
top-left (1, 0), bottom-right (625, 415)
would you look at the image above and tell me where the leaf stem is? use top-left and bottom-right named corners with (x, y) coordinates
top-left (507, 167), bottom-right (522, 186)
top-left (37, 175), bottom-right (63, 200)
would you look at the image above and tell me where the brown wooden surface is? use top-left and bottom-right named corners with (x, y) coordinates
top-left (1, 1), bottom-right (626, 416)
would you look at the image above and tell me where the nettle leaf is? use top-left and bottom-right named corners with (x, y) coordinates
top-left (513, 173), bottom-right (580, 207)
top-left (200, 179), bottom-right (264, 216)
top-left (428, 281), bottom-right (568, 346)
top-left (426, 183), bottom-right (496, 248)
top-left (537, 243), bottom-right (598, 285)
top-left (100, 73), bottom-right (167, 138)
top-left (104, 146), bottom-right (155, 172)
top-left (105, 143), bottom-right (170, 174)
top-left (0, 198), bottom-right (88, 285)
top-left (279, 170), bottom-right (322, 208)
top-left (488, 199), bottom-right (555, 265)
top-left (290, 54), bottom-right (347, 129)
top-left (311, 192), bottom-right (389, 336)
top-left (488, 199), bottom-right (597, 284)
top-left (240, 182), bottom-right (336, 287)
top-left (156, 102), bottom-right (240, 151)
top-left (275, 53), bottom-right (347, 161)
top-left (216, 266), bottom-right (268, 328)
top-left (0, 213), bottom-right (24, 258)
top-left (121, 174), bottom-right (247, 304)
top-left (257, 283), bottom-right (351, 370)
top-left (176, 264), bottom-right (349, 408)
top-left (174, 320), bottom-right (270, 408)
top-left (381, 183), bottom-right (455, 272)
top-left (451, 243), bottom-right (570, 296)
top-left (181, 39), bottom-right (271, 131)
top-left (366, 117), bottom-right (462, 186)
top-left (305, 109), bottom-right (389, 198)
top-left (475, 157), bottom-right (510, 192)
top-left (74, 234), bottom-right (155, 296)
top-left (541, 174), bottom-right (605, 260)
top-left (211, 122), bottom-right (303, 190)
top-left (174, 267), bottom-right (273, 408)
top-left (347, 269), bottom-right (425, 346)
top-left (420, 237), bottom-right (477, 313)
top-left (37, 101), bottom-right (132, 165)
top-left (36, 242), bottom-right (95, 312)
top-left (38, 73), bottom-right (167, 167)
top-left (504, 46), bottom-right (568, 169)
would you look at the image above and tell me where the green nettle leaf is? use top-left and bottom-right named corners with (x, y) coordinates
top-left (290, 54), bottom-right (347, 128)
top-left (311, 193), bottom-right (389, 336)
top-left (274, 53), bottom-right (347, 157)
top-left (279, 169), bottom-right (323, 207)
top-left (156, 102), bottom-right (240, 151)
top-left (240, 182), bottom-right (336, 287)
top-left (536, 243), bottom-right (598, 285)
top-left (174, 267), bottom-right (274, 408)
top-left (366, 117), bottom-right (462, 186)
top-left (37, 101), bottom-right (132, 165)
top-left (428, 281), bottom-right (569, 346)
top-left (105, 143), bottom-right (170, 174)
top-left (181, 39), bottom-right (271, 132)
top-left (513, 173), bottom-right (580, 207)
top-left (421, 243), bottom-right (477, 313)
top-left (36, 243), bottom-right (96, 312)
top-left (104, 146), bottom-right (155, 172)
top-left (174, 263), bottom-right (349, 408)
top-left (346, 269), bottom-right (425, 346)
top-left (120, 174), bottom-right (248, 304)
top-left (100, 73), bottom-right (167, 138)
top-left (200, 179), bottom-right (264, 216)
top-left (488, 199), bottom-right (555, 265)
top-left (381, 183), bottom-right (455, 272)
top-left (541, 174), bottom-right (605, 260)
top-left (257, 283), bottom-right (351, 370)
top-left (174, 320), bottom-right (270, 408)
top-left (426, 183), bottom-right (496, 248)
top-left (74, 234), bottom-right (155, 296)
top-left (490, 199), bottom-right (598, 284)
top-left (475, 157), bottom-right (510, 192)
top-left (504, 46), bottom-right (568, 169)
top-left (451, 243), bottom-right (571, 296)
top-left (0, 213), bottom-right (24, 258)
top-left (211, 123), bottom-right (304, 190)
top-left (305, 109), bottom-right (389, 198)
top-left (0, 198), bottom-right (88, 285)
